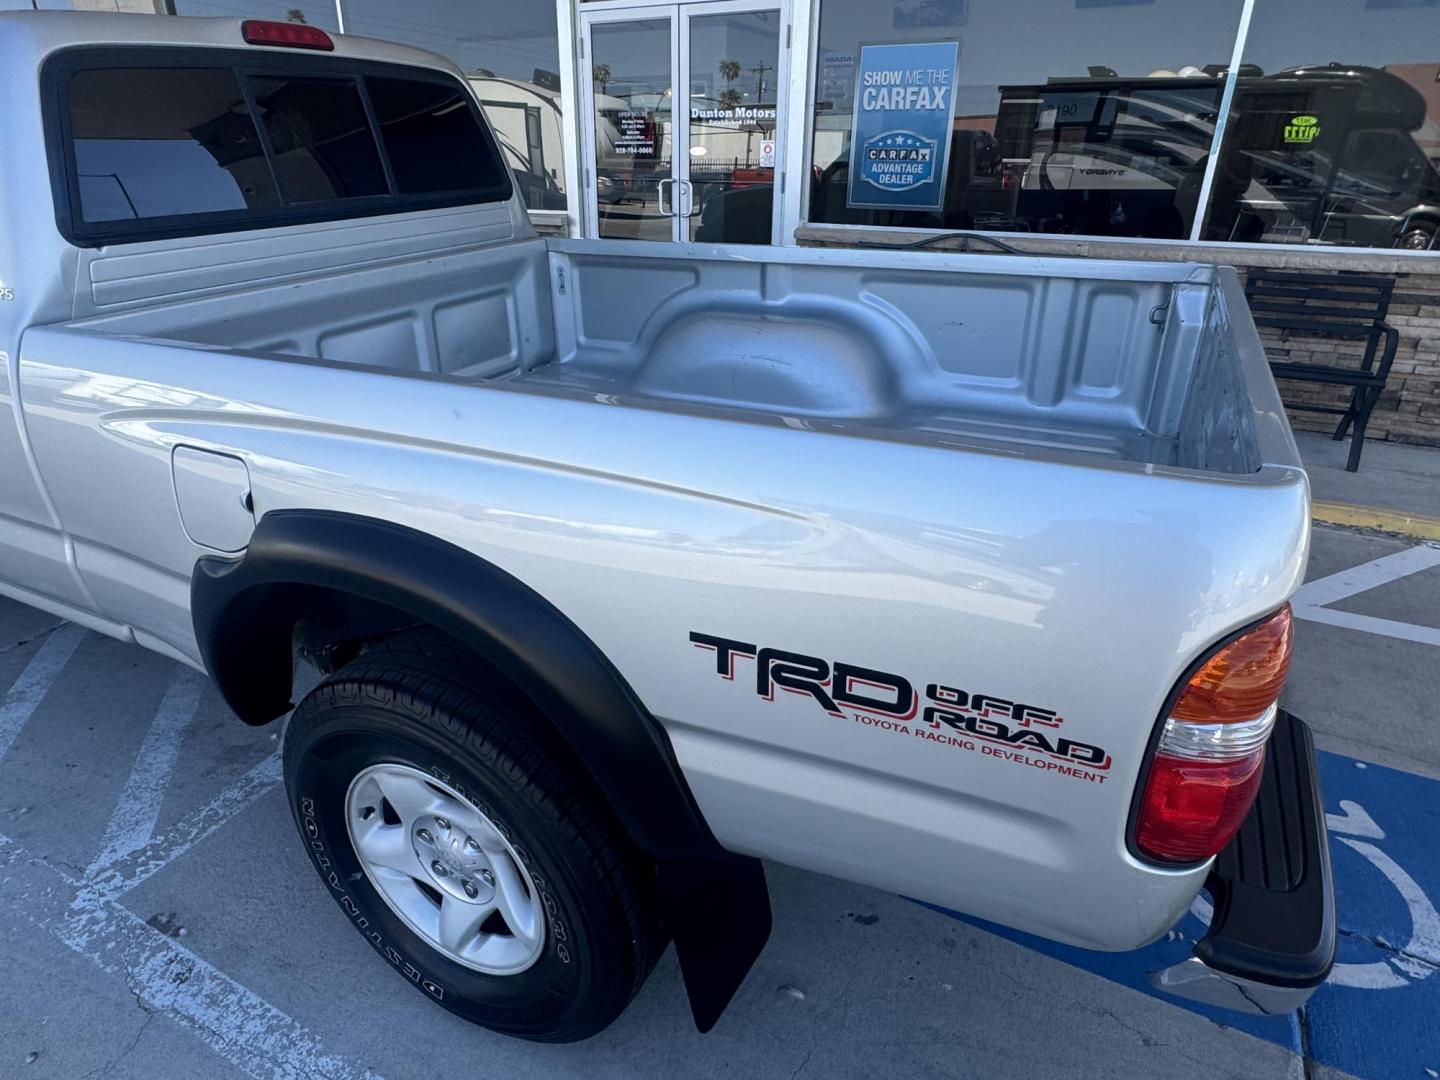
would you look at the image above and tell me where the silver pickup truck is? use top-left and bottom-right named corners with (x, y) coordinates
top-left (0, 11), bottom-right (1334, 1042)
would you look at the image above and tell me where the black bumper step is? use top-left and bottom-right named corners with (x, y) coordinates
top-left (1153, 711), bottom-right (1337, 1013)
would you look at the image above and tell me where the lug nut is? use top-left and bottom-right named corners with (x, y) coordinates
top-left (435, 817), bottom-right (451, 831)
top-left (480, 869), bottom-right (495, 886)
top-left (462, 880), bottom-right (479, 899)
top-left (464, 837), bottom-right (481, 854)
top-left (416, 828), bottom-right (434, 845)
top-left (431, 860), bottom-right (449, 877)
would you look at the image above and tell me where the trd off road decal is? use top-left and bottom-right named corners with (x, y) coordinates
top-left (689, 632), bottom-right (1112, 786)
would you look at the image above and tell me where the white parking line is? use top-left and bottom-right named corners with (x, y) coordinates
top-left (0, 612), bottom-right (363, 1076)
top-left (0, 627), bottom-right (370, 1080)
top-left (0, 623), bottom-right (86, 762)
top-left (39, 670), bottom-right (361, 1079)
top-left (1294, 544), bottom-right (1440, 607)
top-left (1295, 605), bottom-right (1440, 648)
top-left (1293, 544), bottom-right (1440, 647)
top-left (0, 832), bottom-right (381, 1080)
top-left (83, 751), bottom-right (282, 900)
top-left (90, 667), bottom-right (206, 873)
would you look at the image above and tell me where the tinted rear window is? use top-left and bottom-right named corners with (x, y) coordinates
top-left (367, 77), bottom-right (509, 196)
top-left (249, 75), bottom-right (388, 203)
top-left (50, 49), bottom-right (513, 245)
top-left (68, 67), bottom-right (279, 222)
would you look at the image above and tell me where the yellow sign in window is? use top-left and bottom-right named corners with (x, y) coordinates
top-left (1284, 114), bottom-right (1321, 144)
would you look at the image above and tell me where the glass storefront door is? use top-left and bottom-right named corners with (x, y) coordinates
top-left (580, 0), bottom-right (786, 243)
top-left (583, 15), bottom-right (677, 240)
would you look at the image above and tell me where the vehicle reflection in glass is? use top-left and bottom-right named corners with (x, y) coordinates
top-left (1208, 65), bottom-right (1440, 249)
top-left (994, 77), bottom-right (1222, 239)
top-left (990, 64), bottom-right (1440, 248)
top-left (811, 59), bottom-right (1438, 250)
top-left (469, 76), bottom-right (566, 212)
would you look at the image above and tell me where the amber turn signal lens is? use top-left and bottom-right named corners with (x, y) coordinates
top-left (1170, 604), bottom-right (1293, 725)
top-left (1133, 605), bottom-right (1294, 865)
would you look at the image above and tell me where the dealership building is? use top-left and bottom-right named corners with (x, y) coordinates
top-left (14, 0), bottom-right (1440, 447)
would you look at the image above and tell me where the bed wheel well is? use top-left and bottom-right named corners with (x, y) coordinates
top-left (190, 510), bottom-right (772, 1031)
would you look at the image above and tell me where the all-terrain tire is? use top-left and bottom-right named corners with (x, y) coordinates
top-left (282, 632), bottom-right (666, 1042)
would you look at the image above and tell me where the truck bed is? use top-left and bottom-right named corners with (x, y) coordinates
top-left (524, 242), bottom-right (1262, 472)
top-left (53, 214), bottom-right (1300, 479)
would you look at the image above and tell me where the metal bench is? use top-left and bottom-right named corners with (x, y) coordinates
top-left (1244, 270), bottom-right (1399, 472)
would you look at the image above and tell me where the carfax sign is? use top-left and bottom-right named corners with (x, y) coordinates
top-left (846, 40), bottom-right (960, 211)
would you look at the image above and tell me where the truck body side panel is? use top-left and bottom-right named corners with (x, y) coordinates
top-left (0, 24), bottom-right (94, 615)
top-left (17, 302), bottom-right (1307, 949)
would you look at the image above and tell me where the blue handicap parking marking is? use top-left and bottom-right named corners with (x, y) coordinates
top-left (921, 751), bottom-right (1440, 1078)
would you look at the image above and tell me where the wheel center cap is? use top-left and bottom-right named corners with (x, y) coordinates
top-left (411, 815), bottom-right (496, 904)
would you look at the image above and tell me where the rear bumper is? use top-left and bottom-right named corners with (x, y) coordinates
top-left (1151, 711), bottom-right (1336, 1014)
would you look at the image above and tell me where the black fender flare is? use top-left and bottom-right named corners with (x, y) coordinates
top-left (191, 510), bottom-right (770, 1030)
top-left (191, 509), bottom-right (723, 863)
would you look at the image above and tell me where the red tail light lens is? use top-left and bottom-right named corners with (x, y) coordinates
top-left (241, 20), bottom-right (335, 50)
top-left (1135, 751), bottom-right (1267, 862)
top-left (1134, 605), bottom-right (1293, 864)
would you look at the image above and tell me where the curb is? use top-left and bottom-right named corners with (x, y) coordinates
top-left (1312, 500), bottom-right (1440, 542)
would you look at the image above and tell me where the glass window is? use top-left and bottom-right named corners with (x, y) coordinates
top-left (688, 10), bottom-right (783, 244)
top-left (67, 67), bottom-right (280, 222)
top-left (340, 0), bottom-right (567, 211)
top-left (365, 76), bottom-right (511, 196)
top-left (808, 0), bottom-right (1245, 240)
top-left (56, 53), bottom-right (514, 244)
top-left (248, 76), bottom-right (387, 202)
top-left (1202, 0), bottom-right (1440, 250)
top-left (171, 0), bottom-right (340, 33)
top-left (589, 19), bottom-right (674, 241)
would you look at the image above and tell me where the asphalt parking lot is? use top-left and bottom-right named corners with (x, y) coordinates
top-left (0, 521), bottom-right (1435, 1080)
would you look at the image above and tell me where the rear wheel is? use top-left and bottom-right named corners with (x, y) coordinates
top-left (282, 633), bottom-right (665, 1042)
top-left (1397, 224), bottom-right (1435, 250)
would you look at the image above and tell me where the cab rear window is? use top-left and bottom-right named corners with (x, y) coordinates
top-left (69, 67), bottom-right (279, 222)
top-left (47, 48), bottom-right (513, 245)
top-left (249, 74), bottom-right (389, 204)
top-left (366, 77), bottom-right (495, 196)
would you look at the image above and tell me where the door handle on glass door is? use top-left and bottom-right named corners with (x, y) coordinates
top-left (658, 178), bottom-right (675, 216)
top-left (678, 180), bottom-right (694, 218)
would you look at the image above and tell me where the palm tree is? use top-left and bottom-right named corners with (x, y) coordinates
top-left (716, 59), bottom-right (743, 116)
top-left (593, 63), bottom-right (612, 94)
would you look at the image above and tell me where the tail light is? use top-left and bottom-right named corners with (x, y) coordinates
top-left (241, 20), bottom-right (335, 50)
top-left (1133, 605), bottom-right (1293, 864)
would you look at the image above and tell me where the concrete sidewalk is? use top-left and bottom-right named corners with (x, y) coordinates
top-left (1298, 431), bottom-right (1440, 538)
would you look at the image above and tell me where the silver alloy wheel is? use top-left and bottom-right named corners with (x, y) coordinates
top-left (345, 763), bottom-right (545, 975)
